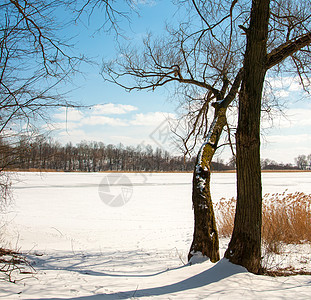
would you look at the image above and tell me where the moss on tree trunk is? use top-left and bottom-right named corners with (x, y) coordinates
top-left (188, 107), bottom-right (227, 263)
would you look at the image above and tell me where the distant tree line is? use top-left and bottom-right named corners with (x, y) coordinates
top-left (1, 136), bottom-right (233, 172)
top-left (260, 159), bottom-right (297, 171)
top-left (227, 157), bottom-right (297, 171)
top-left (1, 136), bottom-right (306, 172)
top-left (295, 154), bottom-right (311, 170)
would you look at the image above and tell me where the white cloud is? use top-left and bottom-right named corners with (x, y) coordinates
top-left (53, 108), bottom-right (84, 121)
top-left (82, 115), bottom-right (128, 126)
top-left (51, 103), bottom-right (138, 130)
top-left (261, 107), bottom-right (311, 129)
top-left (266, 76), bottom-right (303, 92)
top-left (130, 112), bottom-right (175, 126)
top-left (287, 109), bottom-right (311, 126)
top-left (91, 104), bottom-right (138, 115)
top-left (57, 129), bottom-right (90, 145)
top-left (288, 81), bottom-right (303, 92)
top-left (265, 133), bottom-right (311, 145)
top-left (59, 129), bottom-right (86, 137)
top-left (43, 122), bottom-right (81, 131)
top-left (274, 90), bottom-right (289, 98)
top-left (261, 133), bottom-right (311, 163)
top-left (57, 129), bottom-right (122, 146)
top-left (131, 0), bottom-right (156, 7)
top-left (109, 135), bottom-right (148, 146)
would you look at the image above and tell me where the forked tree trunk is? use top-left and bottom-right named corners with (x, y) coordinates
top-left (224, 0), bottom-right (270, 274)
top-left (188, 106), bottom-right (227, 263)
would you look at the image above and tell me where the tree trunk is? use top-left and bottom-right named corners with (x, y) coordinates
top-left (224, 0), bottom-right (270, 274)
top-left (188, 106), bottom-right (227, 263)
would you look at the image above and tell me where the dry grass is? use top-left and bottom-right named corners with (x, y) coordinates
top-left (215, 191), bottom-right (311, 275)
top-left (215, 197), bottom-right (236, 238)
top-left (215, 191), bottom-right (311, 252)
top-left (262, 191), bottom-right (311, 253)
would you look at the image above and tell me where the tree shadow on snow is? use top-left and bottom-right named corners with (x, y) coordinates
top-left (28, 250), bottom-right (186, 278)
top-left (44, 258), bottom-right (247, 299)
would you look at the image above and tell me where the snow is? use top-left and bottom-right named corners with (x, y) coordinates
top-left (195, 116), bottom-right (218, 192)
top-left (188, 251), bottom-right (210, 265)
top-left (1, 171), bottom-right (311, 299)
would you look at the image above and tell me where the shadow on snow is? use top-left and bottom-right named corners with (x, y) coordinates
top-left (43, 258), bottom-right (247, 299)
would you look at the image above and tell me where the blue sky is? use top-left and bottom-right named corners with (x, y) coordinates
top-left (45, 1), bottom-right (311, 165)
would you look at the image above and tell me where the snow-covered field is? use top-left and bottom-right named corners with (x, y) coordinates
top-left (1, 171), bottom-right (311, 299)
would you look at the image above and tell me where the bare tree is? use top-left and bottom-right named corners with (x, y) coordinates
top-left (102, 0), bottom-right (247, 262)
top-left (72, 0), bottom-right (134, 36)
top-left (0, 1), bottom-right (82, 135)
top-left (0, 0), bottom-right (135, 146)
top-left (101, 0), bottom-right (311, 272)
top-left (295, 154), bottom-right (308, 169)
top-left (0, 0), bottom-right (136, 209)
top-left (0, 1), bottom-right (88, 221)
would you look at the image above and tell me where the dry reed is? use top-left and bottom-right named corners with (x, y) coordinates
top-left (215, 191), bottom-right (311, 254)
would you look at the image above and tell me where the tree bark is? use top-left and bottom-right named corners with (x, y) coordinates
top-left (188, 106), bottom-right (227, 263)
top-left (224, 0), bottom-right (270, 274)
top-left (188, 70), bottom-right (243, 263)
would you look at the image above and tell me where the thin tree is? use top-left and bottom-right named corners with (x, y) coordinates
top-left (0, 0), bottom-right (77, 214)
top-left (102, 0), bottom-right (311, 271)
top-left (102, 0), bottom-right (245, 262)
top-left (0, 1), bottom-right (81, 135)
top-left (0, 0), bottom-right (137, 164)
top-left (0, 1), bottom-right (132, 259)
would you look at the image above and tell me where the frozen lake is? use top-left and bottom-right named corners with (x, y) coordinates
top-left (6, 171), bottom-right (311, 252)
top-left (1, 171), bottom-right (310, 299)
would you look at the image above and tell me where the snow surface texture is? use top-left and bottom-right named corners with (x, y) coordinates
top-left (1, 172), bottom-right (311, 299)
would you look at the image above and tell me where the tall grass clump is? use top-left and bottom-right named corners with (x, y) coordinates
top-left (215, 197), bottom-right (236, 238)
top-left (262, 191), bottom-right (311, 253)
top-left (215, 191), bottom-right (311, 254)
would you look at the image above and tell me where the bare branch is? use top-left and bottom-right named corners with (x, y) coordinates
top-left (266, 32), bottom-right (311, 69)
